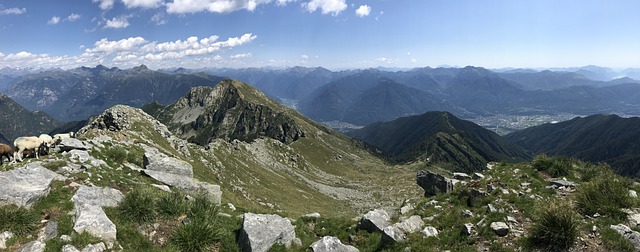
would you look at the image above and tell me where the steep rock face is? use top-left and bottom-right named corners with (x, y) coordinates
top-left (144, 80), bottom-right (305, 145)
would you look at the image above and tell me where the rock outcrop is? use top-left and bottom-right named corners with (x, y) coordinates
top-left (238, 213), bottom-right (298, 252)
top-left (15, 241), bottom-right (45, 252)
top-left (416, 170), bottom-right (459, 197)
top-left (610, 224), bottom-right (640, 251)
top-left (0, 162), bottom-right (66, 208)
top-left (310, 236), bottom-right (359, 252)
top-left (357, 209), bottom-right (391, 233)
top-left (71, 186), bottom-right (124, 247)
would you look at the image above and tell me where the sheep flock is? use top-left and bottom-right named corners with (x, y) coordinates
top-left (0, 132), bottom-right (76, 165)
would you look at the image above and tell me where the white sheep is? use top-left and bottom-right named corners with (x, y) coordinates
top-left (13, 136), bottom-right (47, 162)
top-left (53, 132), bottom-right (76, 144)
top-left (38, 134), bottom-right (54, 155)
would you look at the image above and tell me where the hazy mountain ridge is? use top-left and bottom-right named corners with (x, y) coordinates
top-left (0, 93), bottom-right (59, 144)
top-left (505, 114), bottom-right (640, 177)
top-left (4, 65), bottom-right (225, 121)
top-left (349, 111), bottom-right (531, 172)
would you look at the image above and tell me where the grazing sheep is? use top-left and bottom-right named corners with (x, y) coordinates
top-left (0, 143), bottom-right (12, 165)
top-left (38, 134), bottom-right (54, 155)
top-left (13, 136), bottom-right (47, 162)
top-left (53, 132), bottom-right (76, 144)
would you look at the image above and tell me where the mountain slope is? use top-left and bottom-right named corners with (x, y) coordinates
top-left (505, 114), bottom-right (640, 176)
top-left (5, 65), bottom-right (224, 121)
top-left (349, 111), bottom-right (531, 172)
top-left (299, 71), bottom-right (462, 125)
top-left (0, 93), bottom-right (59, 144)
top-left (143, 80), bottom-right (306, 146)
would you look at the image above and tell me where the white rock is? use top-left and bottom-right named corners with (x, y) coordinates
top-left (0, 231), bottom-right (14, 250)
top-left (309, 236), bottom-right (358, 252)
top-left (421, 226), bottom-right (438, 237)
top-left (238, 213), bottom-right (297, 252)
top-left (490, 222), bottom-right (509, 237)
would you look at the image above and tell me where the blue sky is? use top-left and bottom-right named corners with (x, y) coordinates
top-left (0, 0), bottom-right (639, 70)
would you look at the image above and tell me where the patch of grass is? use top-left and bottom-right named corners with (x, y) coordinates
top-left (104, 207), bottom-right (158, 251)
top-left (524, 200), bottom-right (578, 251)
top-left (0, 205), bottom-right (39, 235)
top-left (157, 191), bottom-right (190, 218)
top-left (119, 188), bottom-right (157, 224)
top-left (71, 231), bottom-right (103, 249)
top-left (170, 217), bottom-right (221, 252)
top-left (42, 160), bottom-right (67, 171)
top-left (126, 145), bottom-right (145, 167)
top-left (532, 155), bottom-right (572, 177)
top-left (601, 226), bottom-right (636, 252)
top-left (574, 170), bottom-right (635, 221)
top-left (105, 145), bottom-right (128, 164)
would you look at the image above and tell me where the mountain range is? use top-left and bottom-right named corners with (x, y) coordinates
top-left (0, 93), bottom-right (59, 144)
top-left (349, 111), bottom-right (531, 171)
top-left (505, 114), bottom-right (640, 177)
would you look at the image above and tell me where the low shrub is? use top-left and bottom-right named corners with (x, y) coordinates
top-left (574, 170), bottom-right (635, 221)
top-left (119, 188), bottom-right (156, 223)
top-left (157, 192), bottom-right (190, 218)
top-left (0, 205), bottom-right (39, 235)
top-left (525, 200), bottom-right (578, 251)
top-left (532, 155), bottom-right (572, 177)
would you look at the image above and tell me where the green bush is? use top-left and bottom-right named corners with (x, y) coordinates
top-left (574, 170), bottom-right (635, 221)
top-left (119, 188), bottom-right (157, 223)
top-left (157, 192), bottom-right (190, 218)
top-left (105, 146), bottom-right (128, 164)
top-left (169, 194), bottom-right (222, 252)
top-left (532, 155), bottom-right (572, 177)
top-left (126, 146), bottom-right (145, 167)
top-left (0, 205), bottom-right (39, 235)
top-left (525, 200), bottom-right (578, 251)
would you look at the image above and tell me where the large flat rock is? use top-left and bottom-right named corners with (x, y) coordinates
top-left (238, 213), bottom-right (297, 252)
top-left (0, 163), bottom-right (65, 208)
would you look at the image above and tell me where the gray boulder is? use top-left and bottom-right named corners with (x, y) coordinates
top-left (71, 186), bottom-right (124, 208)
top-left (453, 172), bottom-right (471, 180)
top-left (62, 245), bottom-right (81, 252)
top-left (58, 138), bottom-right (90, 152)
top-left (490, 222), bottom-right (509, 237)
top-left (357, 209), bottom-right (391, 233)
top-left (0, 231), bottom-right (14, 249)
top-left (143, 146), bottom-right (193, 177)
top-left (421, 226), bottom-right (438, 237)
top-left (0, 163), bottom-right (66, 208)
top-left (310, 236), bottom-right (359, 252)
top-left (381, 215), bottom-right (424, 244)
top-left (37, 221), bottom-right (58, 242)
top-left (551, 180), bottom-right (576, 188)
top-left (16, 241), bottom-right (46, 252)
top-left (73, 204), bottom-right (117, 245)
top-left (238, 213), bottom-right (297, 252)
top-left (461, 223), bottom-right (475, 236)
top-left (68, 150), bottom-right (91, 163)
top-left (382, 225), bottom-right (406, 244)
top-left (610, 224), bottom-right (640, 251)
top-left (395, 215), bottom-right (424, 233)
top-left (416, 170), bottom-right (459, 197)
top-left (143, 170), bottom-right (221, 204)
top-left (81, 242), bottom-right (106, 252)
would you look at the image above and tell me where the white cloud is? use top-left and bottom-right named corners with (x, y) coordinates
top-left (151, 13), bottom-right (167, 25)
top-left (87, 37), bottom-right (148, 53)
top-left (48, 16), bottom-right (61, 25)
top-left (66, 13), bottom-right (81, 22)
top-left (93, 0), bottom-right (115, 10)
top-left (0, 7), bottom-right (27, 15)
top-left (104, 16), bottom-right (130, 29)
top-left (300, 54), bottom-right (309, 59)
top-left (230, 53), bottom-right (252, 59)
top-left (304, 0), bottom-right (346, 15)
top-left (122, 0), bottom-right (164, 9)
top-left (166, 0), bottom-right (272, 14)
top-left (276, 0), bottom-right (295, 6)
top-left (355, 4), bottom-right (370, 17)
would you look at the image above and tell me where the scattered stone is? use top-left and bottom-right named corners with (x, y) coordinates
top-left (382, 225), bottom-right (406, 244)
top-left (610, 224), bottom-right (640, 251)
top-left (309, 236), bottom-right (359, 252)
top-left (461, 223), bottom-right (475, 236)
top-left (61, 245), bottom-right (80, 252)
top-left (73, 204), bottom-right (117, 245)
top-left (490, 222), bottom-right (509, 237)
top-left (82, 242), bottom-right (106, 252)
top-left (143, 146), bottom-right (193, 177)
top-left (461, 209), bottom-right (473, 217)
top-left (421, 226), bottom-right (438, 237)
top-left (630, 190), bottom-right (638, 198)
top-left (150, 184), bottom-right (172, 193)
top-left (58, 138), bottom-right (91, 152)
top-left (507, 216), bottom-right (518, 224)
top-left (472, 173), bottom-right (485, 179)
top-left (551, 180), bottom-right (576, 188)
top-left (357, 209), bottom-right (391, 233)
top-left (228, 203), bottom-right (237, 211)
top-left (545, 185), bottom-right (557, 190)
top-left (592, 226), bottom-right (598, 233)
top-left (238, 213), bottom-right (297, 252)
top-left (0, 162), bottom-right (66, 208)
top-left (486, 163), bottom-right (495, 170)
top-left (16, 241), bottom-right (46, 252)
top-left (37, 221), bottom-right (58, 242)
top-left (71, 186), bottom-right (124, 208)
top-left (628, 213), bottom-right (640, 228)
top-left (487, 184), bottom-right (497, 192)
top-left (68, 150), bottom-right (91, 163)
top-left (304, 212), bottom-right (321, 218)
top-left (487, 204), bottom-right (498, 213)
top-left (395, 215), bottom-right (424, 233)
top-left (520, 182), bottom-right (530, 188)
top-left (501, 189), bottom-right (510, 195)
top-left (0, 231), bottom-right (14, 249)
top-left (60, 235), bottom-right (72, 242)
top-left (416, 170), bottom-right (459, 197)
top-left (453, 172), bottom-right (471, 180)
top-left (466, 188), bottom-right (487, 207)
top-left (400, 204), bottom-right (415, 215)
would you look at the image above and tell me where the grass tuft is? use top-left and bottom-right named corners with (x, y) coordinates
top-left (525, 200), bottom-right (578, 251)
top-left (532, 154), bottom-right (572, 177)
top-left (157, 191), bottom-right (190, 218)
top-left (574, 170), bottom-right (635, 221)
top-left (0, 205), bottom-right (39, 235)
top-left (119, 188), bottom-right (157, 223)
